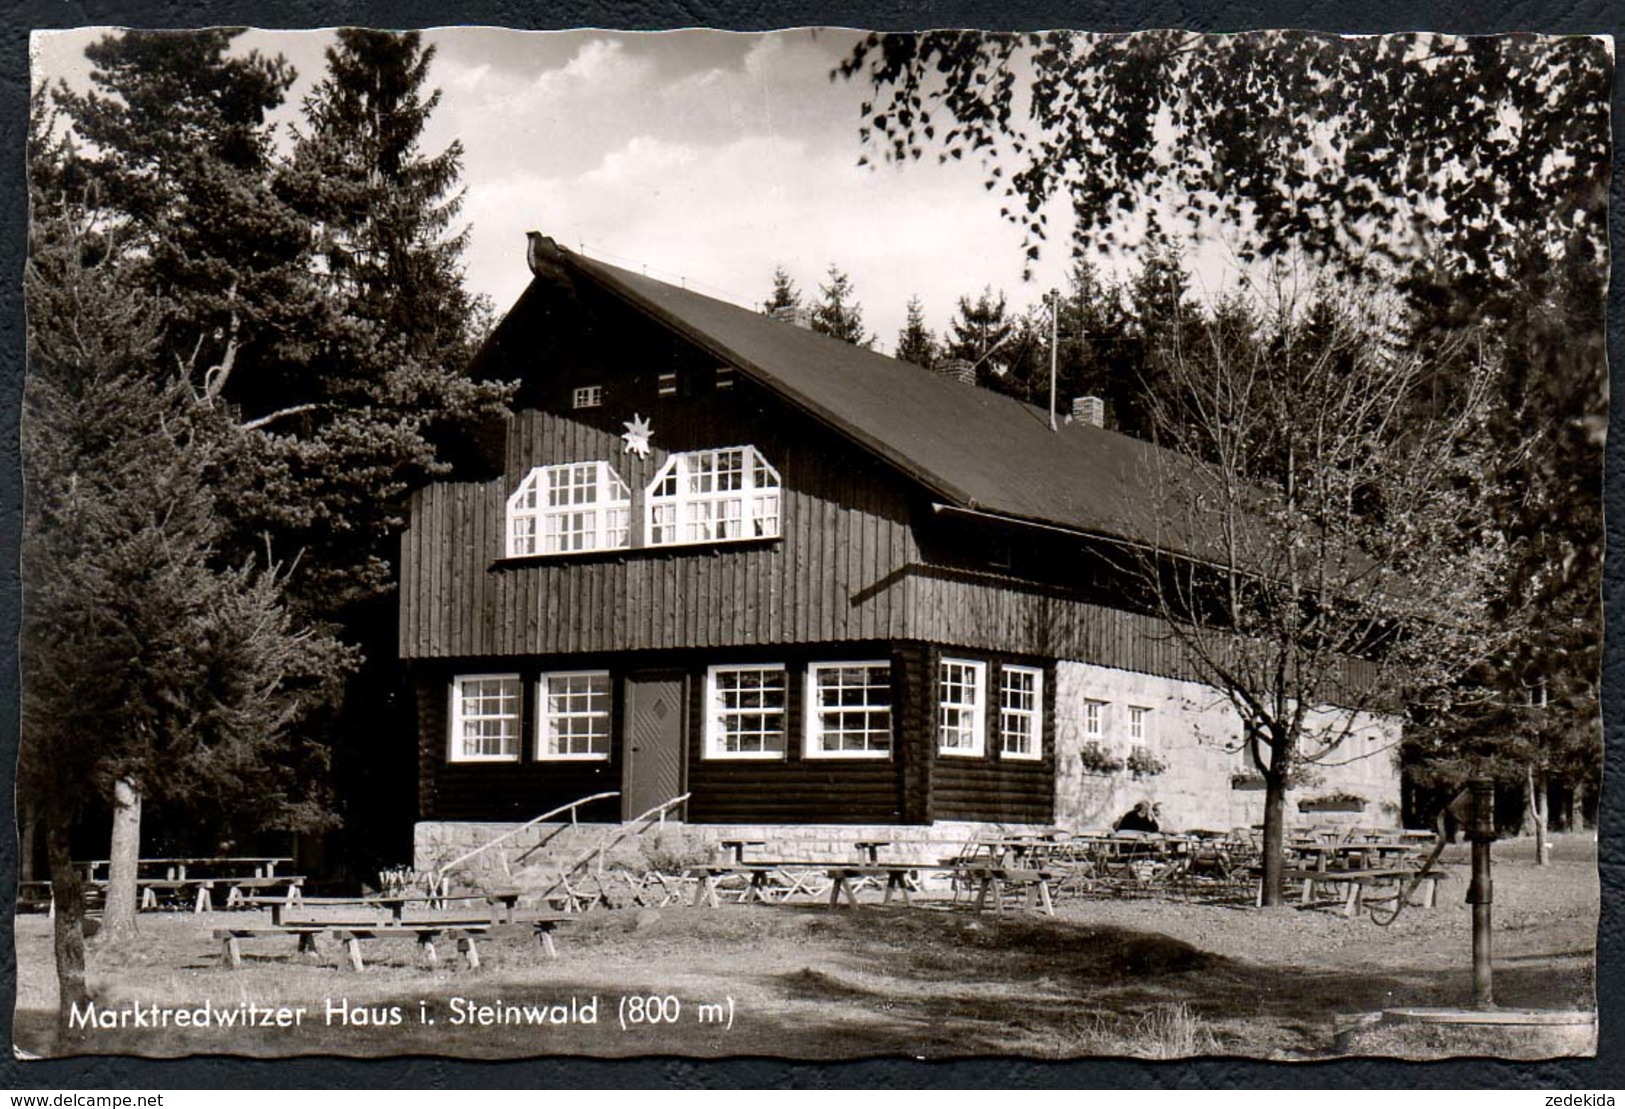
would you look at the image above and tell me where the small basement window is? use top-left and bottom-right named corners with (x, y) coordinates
top-left (449, 674), bottom-right (521, 762)
top-left (805, 661), bottom-right (892, 758)
top-left (937, 658), bottom-right (986, 757)
top-left (507, 461), bottom-right (632, 557)
top-left (538, 671), bottom-right (612, 760)
top-left (705, 664), bottom-right (787, 759)
top-left (999, 665), bottom-right (1043, 760)
top-left (646, 445), bottom-right (781, 547)
top-left (572, 384), bottom-right (603, 409)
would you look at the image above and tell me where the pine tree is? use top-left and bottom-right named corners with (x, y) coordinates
top-left (811, 264), bottom-right (874, 347)
top-left (895, 295), bottom-right (937, 368)
top-left (22, 191), bottom-right (348, 1029)
top-left (288, 29), bottom-right (481, 365)
top-left (945, 287), bottom-right (1015, 382)
top-left (47, 29), bottom-right (512, 880)
top-left (762, 266), bottom-right (801, 314)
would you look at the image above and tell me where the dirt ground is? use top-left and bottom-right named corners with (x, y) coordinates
top-left (12, 834), bottom-right (1598, 1061)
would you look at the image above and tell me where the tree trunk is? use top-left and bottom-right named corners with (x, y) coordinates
top-left (1527, 764), bottom-right (1549, 867)
top-left (100, 777), bottom-right (142, 940)
top-left (20, 800), bottom-right (37, 883)
top-left (46, 818), bottom-right (90, 1050)
top-left (1569, 783), bottom-right (1585, 833)
top-left (1259, 775), bottom-right (1287, 907)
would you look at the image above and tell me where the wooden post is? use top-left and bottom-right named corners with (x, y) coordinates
top-left (345, 935), bottom-right (365, 972)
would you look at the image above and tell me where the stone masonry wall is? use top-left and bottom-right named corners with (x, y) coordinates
top-left (415, 819), bottom-right (1050, 891)
top-left (1052, 660), bottom-right (1403, 833)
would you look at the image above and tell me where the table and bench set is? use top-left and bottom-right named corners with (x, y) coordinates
top-left (681, 837), bottom-right (1061, 916)
top-left (19, 857), bottom-right (305, 918)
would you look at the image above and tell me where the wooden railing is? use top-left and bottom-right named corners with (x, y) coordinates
top-left (435, 791), bottom-right (620, 886)
top-left (535, 792), bottom-right (692, 905)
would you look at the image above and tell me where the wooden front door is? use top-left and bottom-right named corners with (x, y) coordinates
top-left (623, 672), bottom-right (687, 820)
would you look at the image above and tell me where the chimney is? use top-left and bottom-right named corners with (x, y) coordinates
top-left (935, 357), bottom-right (976, 385)
top-left (1071, 396), bottom-right (1105, 427)
top-left (771, 305), bottom-right (814, 330)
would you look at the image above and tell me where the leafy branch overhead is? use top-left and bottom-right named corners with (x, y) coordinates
top-left (837, 31), bottom-right (1610, 282)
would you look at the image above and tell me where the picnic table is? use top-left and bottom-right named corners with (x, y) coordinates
top-left (717, 840), bottom-right (767, 865)
top-left (1274, 866), bottom-right (1450, 917)
top-left (79, 856), bottom-right (292, 881)
top-left (263, 892), bottom-right (521, 926)
top-left (73, 856), bottom-right (303, 913)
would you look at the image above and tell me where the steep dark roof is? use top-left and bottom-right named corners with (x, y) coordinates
top-left (547, 242), bottom-right (1220, 560)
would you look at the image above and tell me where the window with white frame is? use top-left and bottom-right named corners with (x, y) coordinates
top-left (805, 662), bottom-right (892, 758)
top-left (1000, 665), bottom-right (1043, 760)
top-left (571, 384), bottom-right (603, 409)
top-left (1083, 698), bottom-right (1109, 740)
top-left (1128, 705), bottom-right (1152, 744)
top-left (507, 461), bottom-right (632, 557)
top-left (646, 446), bottom-right (781, 547)
top-left (705, 665), bottom-right (787, 758)
top-left (937, 659), bottom-right (986, 756)
top-left (449, 674), bottom-right (521, 762)
top-left (538, 671), bottom-right (612, 759)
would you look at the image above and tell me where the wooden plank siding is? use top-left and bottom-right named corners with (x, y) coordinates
top-left (400, 396), bottom-right (918, 661)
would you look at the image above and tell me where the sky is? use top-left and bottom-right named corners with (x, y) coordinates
top-left (30, 27), bottom-right (1108, 355)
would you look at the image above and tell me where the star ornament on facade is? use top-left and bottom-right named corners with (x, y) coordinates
top-left (621, 413), bottom-right (653, 458)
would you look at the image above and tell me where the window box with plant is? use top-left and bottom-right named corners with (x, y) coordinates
top-left (1077, 739), bottom-right (1125, 775)
top-left (1125, 745), bottom-right (1167, 778)
top-left (1298, 790), bottom-right (1367, 814)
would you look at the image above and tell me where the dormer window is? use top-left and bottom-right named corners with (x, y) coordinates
top-left (507, 462), bottom-right (632, 557)
top-left (646, 446), bottom-right (781, 547)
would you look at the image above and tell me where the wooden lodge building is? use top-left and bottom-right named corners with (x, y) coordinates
top-left (403, 234), bottom-right (1401, 869)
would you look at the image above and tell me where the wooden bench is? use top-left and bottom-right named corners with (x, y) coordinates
top-left (262, 891), bottom-right (520, 925)
top-left (1273, 866), bottom-right (1451, 916)
top-left (825, 864), bottom-right (1057, 916)
top-left (686, 864), bottom-right (824, 907)
top-left (825, 866), bottom-right (918, 908)
top-left (135, 878), bottom-right (217, 912)
top-left (222, 876), bottom-right (306, 909)
top-left (16, 881), bottom-right (54, 915)
top-left (216, 922), bottom-right (489, 971)
top-left (216, 912), bottom-right (571, 970)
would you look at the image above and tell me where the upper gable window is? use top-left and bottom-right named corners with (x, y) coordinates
top-left (507, 462), bottom-right (632, 557)
top-left (572, 385), bottom-right (603, 409)
top-left (645, 446), bottom-right (781, 547)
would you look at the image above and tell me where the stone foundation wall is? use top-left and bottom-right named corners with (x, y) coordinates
top-left (1053, 660), bottom-right (1403, 833)
top-left (415, 818), bottom-right (1050, 887)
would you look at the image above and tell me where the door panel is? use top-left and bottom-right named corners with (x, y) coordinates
top-left (623, 672), bottom-right (686, 820)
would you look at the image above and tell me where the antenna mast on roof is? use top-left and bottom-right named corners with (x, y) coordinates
top-left (1048, 289), bottom-right (1060, 432)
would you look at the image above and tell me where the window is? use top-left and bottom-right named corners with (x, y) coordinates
top-left (937, 658), bottom-right (986, 756)
top-left (1128, 705), bottom-right (1152, 744)
top-left (646, 446), bottom-right (781, 547)
top-left (449, 675), bottom-right (520, 762)
top-left (572, 385), bottom-right (603, 409)
top-left (538, 671), bottom-right (612, 759)
top-left (1084, 698), bottom-right (1108, 739)
top-left (1000, 665), bottom-right (1043, 760)
top-left (705, 665), bottom-right (787, 759)
top-left (507, 462), bottom-right (632, 557)
top-left (806, 662), bottom-right (892, 758)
